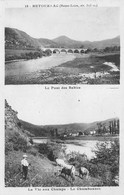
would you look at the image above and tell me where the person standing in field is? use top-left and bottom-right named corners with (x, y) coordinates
top-left (21, 154), bottom-right (29, 180)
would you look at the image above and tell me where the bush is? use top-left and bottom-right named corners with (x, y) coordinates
top-left (90, 139), bottom-right (119, 186)
top-left (67, 151), bottom-right (88, 167)
top-left (8, 132), bottom-right (28, 152)
top-left (29, 138), bottom-right (34, 145)
top-left (65, 139), bottom-right (119, 186)
top-left (27, 147), bottom-right (38, 156)
top-left (93, 140), bottom-right (119, 174)
top-left (5, 141), bottom-right (13, 155)
top-left (38, 142), bottom-right (66, 161)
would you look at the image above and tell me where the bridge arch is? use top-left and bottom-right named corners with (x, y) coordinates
top-left (68, 49), bottom-right (73, 53)
top-left (44, 49), bottom-right (52, 55)
top-left (80, 49), bottom-right (85, 54)
top-left (74, 49), bottom-right (79, 53)
top-left (53, 49), bottom-right (60, 54)
top-left (61, 49), bottom-right (67, 53)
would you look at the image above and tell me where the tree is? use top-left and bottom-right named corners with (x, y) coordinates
top-left (116, 119), bottom-right (119, 134)
top-left (38, 142), bottom-right (66, 161)
top-left (97, 122), bottom-right (103, 135)
top-left (50, 129), bottom-right (54, 137)
top-left (93, 139), bottom-right (119, 185)
top-left (80, 45), bottom-right (84, 48)
top-left (109, 121), bottom-right (112, 134)
top-left (103, 126), bottom-right (107, 134)
top-left (79, 131), bottom-right (83, 136)
top-left (29, 137), bottom-right (33, 145)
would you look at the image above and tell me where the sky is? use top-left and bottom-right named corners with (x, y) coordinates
top-left (5, 7), bottom-right (119, 41)
top-left (5, 86), bottom-right (120, 125)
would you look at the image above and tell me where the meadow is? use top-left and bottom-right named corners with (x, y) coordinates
top-left (5, 139), bottom-right (119, 187)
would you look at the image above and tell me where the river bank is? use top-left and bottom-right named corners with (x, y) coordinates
top-left (33, 136), bottom-right (119, 160)
top-left (5, 52), bottom-right (120, 85)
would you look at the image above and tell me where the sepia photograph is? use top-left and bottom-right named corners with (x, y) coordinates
top-left (5, 7), bottom-right (120, 85)
top-left (5, 88), bottom-right (120, 187)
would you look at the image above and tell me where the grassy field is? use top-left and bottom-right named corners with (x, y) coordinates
top-left (5, 151), bottom-right (102, 187)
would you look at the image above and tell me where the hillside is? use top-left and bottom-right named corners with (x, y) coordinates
top-left (5, 100), bottom-right (33, 154)
top-left (53, 35), bottom-right (120, 49)
top-left (52, 35), bottom-right (83, 48)
top-left (38, 38), bottom-right (59, 48)
top-left (20, 120), bottom-right (50, 137)
top-left (20, 121), bottom-right (90, 137)
top-left (5, 27), bottom-right (58, 50)
top-left (5, 27), bottom-right (40, 49)
top-left (20, 118), bottom-right (119, 137)
top-left (86, 36), bottom-right (120, 49)
top-left (5, 27), bottom-right (120, 50)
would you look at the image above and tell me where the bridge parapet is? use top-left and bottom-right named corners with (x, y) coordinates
top-left (41, 47), bottom-right (87, 54)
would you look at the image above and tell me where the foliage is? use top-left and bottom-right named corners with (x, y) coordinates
top-left (38, 142), bottom-right (66, 161)
top-left (93, 139), bottom-right (119, 166)
top-left (91, 139), bottom-right (119, 185)
top-left (27, 146), bottom-right (38, 156)
top-left (29, 138), bottom-right (34, 145)
top-left (67, 151), bottom-right (88, 167)
top-left (5, 141), bottom-right (13, 155)
top-left (103, 46), bottom-right (120, 53)
top-left (7, 131), bottom-right (28, 152)
top-left (5, 50), bottom-right (50, 61)
top-left (65, 139), bottom-right (119, 186)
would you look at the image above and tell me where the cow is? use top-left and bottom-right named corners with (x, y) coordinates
top-left (56, 159), bottom-right (67, 168)
top-left (79, 167), bottom-right (89, 179)
top-left (55, 158), bottom-right (70, 176)
top-left (61, 165), bottom-right (75, 184)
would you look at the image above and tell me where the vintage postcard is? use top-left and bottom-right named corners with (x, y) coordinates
top-left (4, 87), bottom-right (120, 188)
top-left (4, 2), bottom-right (120, 85)
top-left (0, 0), bottom-right (124, 195)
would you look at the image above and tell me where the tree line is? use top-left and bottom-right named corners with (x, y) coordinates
top-left (97, 119), bottom-right (119, 135)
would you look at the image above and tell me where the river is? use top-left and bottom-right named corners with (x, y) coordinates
top-left (33, 138), bottom-right (112, 160)
top-left (5, 53), bottom-right (76, 77)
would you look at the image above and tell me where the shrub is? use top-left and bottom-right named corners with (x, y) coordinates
top-left (90, 139), bottom-right (119, 186)
top-left (38, 142), bottom-right (66, 161)
top-left (93, 140), bottom-right (119, 175)
top-left (27, 147), bottom-right (38, 156)
top-left (67, 151), bottom-right (88, 167)
top-left (29, 138), bottom-right (34, 145)
top-left (5, 141), bottom-right (13, 155)
top-left (8, 132), bottom-right (28, 152)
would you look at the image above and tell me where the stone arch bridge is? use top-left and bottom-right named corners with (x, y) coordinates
top-left (41, 48), bottom-right (87, 54)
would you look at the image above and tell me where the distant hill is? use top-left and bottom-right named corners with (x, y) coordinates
top-left (20, 120), bottom-right (50, 137)
top-left (53, 35), bottom-right (120, 49)
top-left (5, 27), bottom-right (120, 50)
top-left (52, 35), bottom-right (83, 48)
top-left (5, 27), bottom-right (58, 50)
top-left (84, 36), bottom-right (120, 49)
top-left (38, 38), bottom-right (59, 48)
top-left (20, 118), bottom-right (119, 137)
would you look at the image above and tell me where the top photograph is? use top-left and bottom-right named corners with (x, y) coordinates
top-left (5, 7), bottom-right (120, 85)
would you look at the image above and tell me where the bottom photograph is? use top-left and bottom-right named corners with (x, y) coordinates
top-left (5, 89), bottom-right (119, 187)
